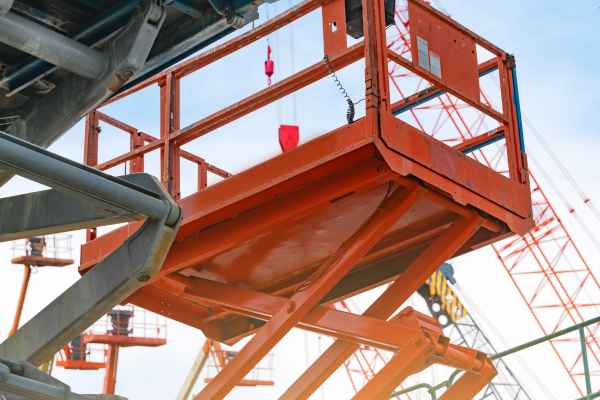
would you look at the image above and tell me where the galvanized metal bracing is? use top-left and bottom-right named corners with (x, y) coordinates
top-left (0, 0), bottom-right (13, 17)
top-left (0, 360), bottom-right (128, 399)
top-left (0, 134), bottom-right (183, 366)
top-left (0, 11), bottom-right (109, 80)
top-left (0, 0), bottom-right (167, 188)
top-left (0, 0), bottom-right (139, 94)
top-left (0, 200), bottom-right (182, 366)
top-left (0, 189), bottom-right (145, 241)
top-left (0, 131), bottom-right (179, 230)
top-left (0, 0), bottom-right (259, 97)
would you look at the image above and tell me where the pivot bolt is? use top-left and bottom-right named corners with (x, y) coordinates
top-left (137, 273), bottom-right (151, 282)
top-left (286, 301), bottom-right (296, 313)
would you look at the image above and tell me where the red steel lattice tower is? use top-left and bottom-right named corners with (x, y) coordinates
top-left (386, 3), bottom-right (600, 395)
top-left (333, 301), bottom-right (411, 399)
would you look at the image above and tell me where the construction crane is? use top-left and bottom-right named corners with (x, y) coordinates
top-left (417, 264), bottom-right (530, 399)
top-left (387, 2), bottom-right (600, 395)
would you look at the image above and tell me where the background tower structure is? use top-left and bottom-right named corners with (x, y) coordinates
top-left (386, 3), bottom-right (600, 395)
top-left (418, 265), bottom-right (531, 399)
top-left (55, 305), bottom-right (167, 394)
top-left (9, 236), bottom-right (73, 337)
top-left (174, 339), bottom-right (274, 400)
top-left (333, 300), bottom-right (410, 399)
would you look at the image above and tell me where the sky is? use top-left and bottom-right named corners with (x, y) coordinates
top-left (1, 0), bottom-right (600, 399)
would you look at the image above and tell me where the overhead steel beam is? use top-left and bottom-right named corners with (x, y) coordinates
top-left (0, 134), bottom-right (183, 365)
top-left (0, 0), bottom-right (140, 94)
top-left (0, 11), bottom-right (109, 80)
top-left (0, 0), bottom-right (259, 97)
top-left (0, 0), bottom-right (167, 188)
top-left (119, 0), bottom-right (259, 94)
top-left (0, 131), bottom-right (179, 230)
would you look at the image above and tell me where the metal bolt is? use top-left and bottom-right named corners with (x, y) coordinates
top-left (137, 272), bottom-right (151, 282)
top-left (413, 335), bottom-right (422, 346)
top-left (249, 324), bottom-right (255, 330)
top-left (286, 301), bottom-right (296, 313)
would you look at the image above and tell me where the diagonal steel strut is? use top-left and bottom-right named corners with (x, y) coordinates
top-left (279, 213), bottom-right (485, 400)
top-left (195, 182), bottom-right (427, 399)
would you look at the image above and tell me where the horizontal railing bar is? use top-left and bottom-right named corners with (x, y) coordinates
top-left (389, 316), bottom-right (600, 399)
top-left (97, 111), bottom-right (137, 134)
top-left (171, 42), bottom-right (365, 146)
top-left (96, 139), bottom-right (163, 171)
top-left (391, 58), bottom-right (498, 116)
top-left (453, 127), bottom-right (505, 154)
top-left (387, 48), bottom-right (508, 124)
top-left (575, 392), bottom-right (600, 400)
top-left (95, 128), bottom-right (232, 178)
top-left (490, 316), bottom-right (600, 361)
top-left (140, 132), bottom-right (232, 177)
top-left (101, 0), bottom-right (325, 107)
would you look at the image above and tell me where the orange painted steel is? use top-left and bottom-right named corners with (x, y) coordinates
top-left (54, 305), bottom-right (167, 393)
top-left (55, 355), bottom-right (105, 370)
top-left (202, 339), bottom-right (275, 387)
top-left (9, 237), bottom-right (74, 336)
top-left (10, 256), bottom-right (73, 267)
top-left (83, 335), bottom-right (166, 348)
top-left (103, 345), bottom-right (119, 395)
top-left (437, 359), bottom-right (498, 400)
top-left (75, 0), bottom-right (533, 397)
top-left (279, 214), bottom-right (485, 400)
top-left (203, 379), bottom-right (275, 386)
top-left (9, 265), bottom-right (30, 337)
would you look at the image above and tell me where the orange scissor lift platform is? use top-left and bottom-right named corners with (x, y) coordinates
top-left (77, 0), bottom-right (533, 398)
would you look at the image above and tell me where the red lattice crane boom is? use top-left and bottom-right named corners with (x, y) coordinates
top-left (387, 3), bottom-right (600, 395)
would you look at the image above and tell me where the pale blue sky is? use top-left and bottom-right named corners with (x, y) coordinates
top-left (0, 1), bottom-right (599, 399)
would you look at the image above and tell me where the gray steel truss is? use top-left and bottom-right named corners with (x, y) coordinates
top-left (446, 313), bottom-right (531, 400)
top-left (0, 131), bottom-right (183, 366)
top-left (0, 0), bottom-right (166, 188)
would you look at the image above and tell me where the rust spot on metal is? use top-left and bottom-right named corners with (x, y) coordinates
top-left (109, 70), bottom-right (134, 92)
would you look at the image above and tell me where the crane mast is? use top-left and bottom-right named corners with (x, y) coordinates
top-left (387, 3), bottom-right (600, 395)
